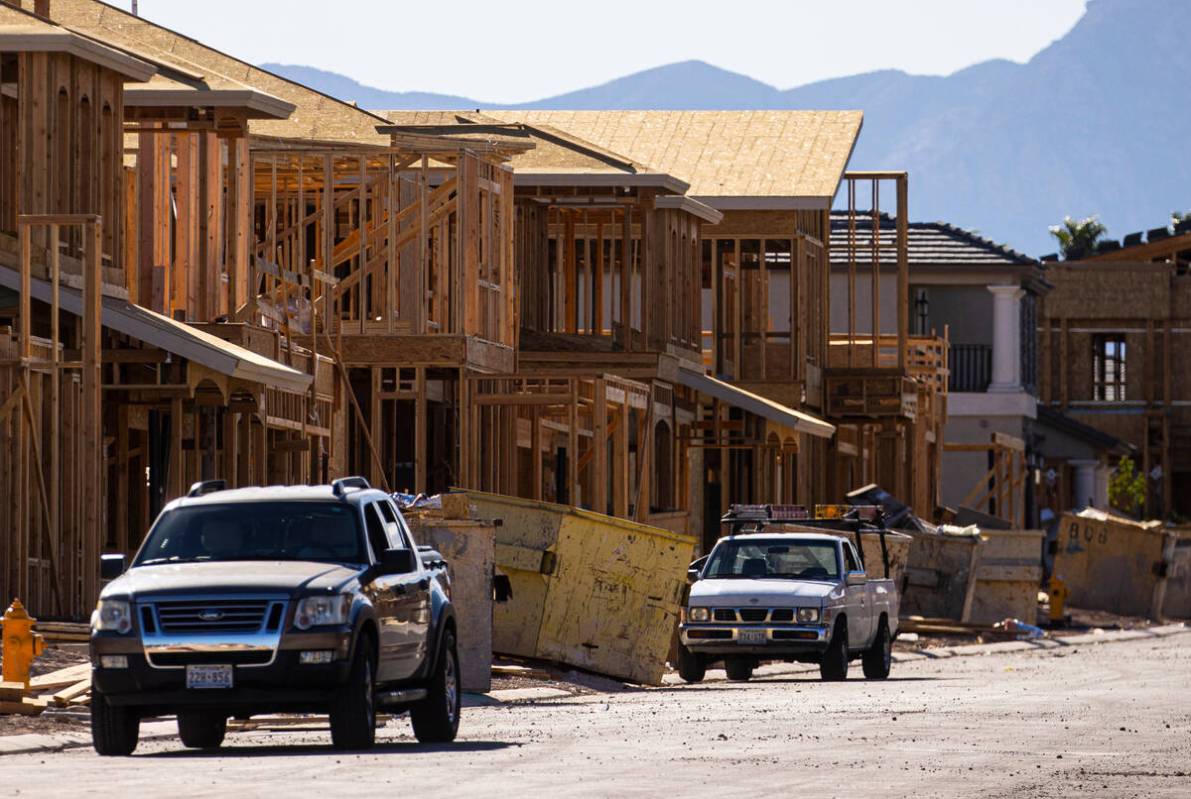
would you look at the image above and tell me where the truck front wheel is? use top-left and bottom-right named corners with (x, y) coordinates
top-left (676, 644), bottom-right (706, 683)
top-left (91, 687), bottom-right (140, 756)
top-left (178, 712), bottom-right (226, 749)
top-left (330, 638), bottom-right (377, 750)
top-left (724, 658), bottom-right (753, 681)
top-left (819, 619), bottom-right (849, 681)
top-left (862, 618), bottom-right (892, 680)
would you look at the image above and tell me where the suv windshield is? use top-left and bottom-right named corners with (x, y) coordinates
top-left (704, 538), bottom-right (840, 581)
top-left (135, 502), bottom-right (366, 566)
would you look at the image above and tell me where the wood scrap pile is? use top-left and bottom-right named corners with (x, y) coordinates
top-left (899, 615), bottom-right (1008, 637)
top-left (33, 621), bottom-right (90, 643)
top-left (0, 662), bottom-right (91, 716)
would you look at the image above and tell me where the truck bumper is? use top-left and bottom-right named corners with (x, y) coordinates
top-left (90, 629), bottom-right (353, 715)
top-left (680, 623), bottom-right (831, 659)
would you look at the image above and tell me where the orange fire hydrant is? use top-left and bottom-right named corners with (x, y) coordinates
top-left (2, 598), bottom-right (46, 689)
top-left (1048, 576), bottom-right (1069, 625)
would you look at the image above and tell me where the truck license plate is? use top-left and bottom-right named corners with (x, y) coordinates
top-left (186, 664), bottom-right (233, 689)
top-left (738, 629), bottom-right (767, 645)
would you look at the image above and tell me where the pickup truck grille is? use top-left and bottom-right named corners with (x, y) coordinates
top-left (151, 599), bottom-right (279, 634)
top-left (712, 608), bottom-right (800, 624)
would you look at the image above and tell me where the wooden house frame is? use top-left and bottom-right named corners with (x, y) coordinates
top-left (1040, 226), bottom-right (1191, 518)
top-left (0, 3), bottom-right (332, 617)
top-left (825, 172), bottom-right (949, 518)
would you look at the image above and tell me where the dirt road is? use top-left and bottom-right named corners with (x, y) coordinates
top-left (5, 634), bottom-right (1189, 798)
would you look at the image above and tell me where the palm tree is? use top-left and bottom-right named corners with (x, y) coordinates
top-left (1048, 215), bottom-right (1107, 260)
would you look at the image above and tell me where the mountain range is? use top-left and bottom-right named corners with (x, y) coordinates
top-left (264, 0), bottom-right (1189, 257)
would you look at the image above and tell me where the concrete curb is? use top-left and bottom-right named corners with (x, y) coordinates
top-left (660, 622), bottom-right (1190, 685)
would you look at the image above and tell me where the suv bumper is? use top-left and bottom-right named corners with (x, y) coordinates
top-left (680, 623), bottom-right (831, 658)
top-left (91, 629), bottom-right (353, 714)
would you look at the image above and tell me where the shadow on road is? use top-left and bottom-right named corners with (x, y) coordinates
top-left (138, 739), bottom-right (517, 758)
top-left (651, 675), bottom-right (956, 692)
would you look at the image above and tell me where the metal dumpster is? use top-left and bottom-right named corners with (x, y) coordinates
top-left (461, 490), bottom-right (696, 685)
top-left (405, 514), bottom-right (496, 692)
top-left (1054, 510), bottom-right (1189, 620)
top-left (968, 529), bottom-right (1044, 625)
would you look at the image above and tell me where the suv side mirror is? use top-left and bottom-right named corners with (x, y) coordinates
top-left (100, 554), bottom-right (126, 580)
top-left (846, 570), bottom-right (867, 587)
top-left (378, 548), bottom-right (417, 575)
top-left (688, 555), bottom-right (709, 583)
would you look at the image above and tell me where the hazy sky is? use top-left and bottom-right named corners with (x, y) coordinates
top-left (109, 0), bottom-right (1088, 103)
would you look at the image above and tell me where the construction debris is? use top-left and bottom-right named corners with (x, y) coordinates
top-left (0, 663), bottom-right (92, 717)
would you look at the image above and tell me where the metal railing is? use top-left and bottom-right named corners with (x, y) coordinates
top-left (949, 344), bottom-right (992, 392)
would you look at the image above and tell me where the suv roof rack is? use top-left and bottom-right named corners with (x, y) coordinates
top-left (332, 476), bottom-right (371, 497)
top-left (187, 479), bottom-right (227, 498)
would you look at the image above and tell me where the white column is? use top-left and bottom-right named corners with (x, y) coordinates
top-left (1069, 459), bottom-right (1099, 510)
top-left (1093, 464), bottom-right (1110, 509)
top-left (987, 285), bottom-right (1025, 392)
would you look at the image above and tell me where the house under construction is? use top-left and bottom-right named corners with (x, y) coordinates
top-left (0, 0), bottom-right (951, 620)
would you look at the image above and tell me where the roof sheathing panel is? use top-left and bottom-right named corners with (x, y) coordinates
top-left (51, 0), bottom-right (386, 144)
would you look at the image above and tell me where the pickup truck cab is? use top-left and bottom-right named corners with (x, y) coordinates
top-left (90, 477), bottom-right (459, 755)
top-left (678, 532), bottom-right (898, 683)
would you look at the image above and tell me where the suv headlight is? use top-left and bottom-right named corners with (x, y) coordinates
top-left (796, 607), bottom-right (820, 624)
top-left (688, 606), bottom-right (710, 623)
top-left (93, 598), bottom-right (133, 634)
top-left (294, 595), bottom-right (351, 630)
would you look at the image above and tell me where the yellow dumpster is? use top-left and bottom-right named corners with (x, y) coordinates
top-left (461, 490), bottom-right (696, 685)
top-left (1054, 510), bottom-right (1186, 620)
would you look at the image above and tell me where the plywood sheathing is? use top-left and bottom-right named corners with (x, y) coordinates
top-left (393, 111), bottom-right (864, 202)
top-left (50, 0), bottom-right (388, 144)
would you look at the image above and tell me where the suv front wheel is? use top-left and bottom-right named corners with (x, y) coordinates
top-left (411, 628), bottom-right (461, 743)
top-left (330, 638), bottom-right (377, 750)
top-left (91, 686), bottom-right (140, 756)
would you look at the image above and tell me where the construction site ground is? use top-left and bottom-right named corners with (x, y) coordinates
top-left (1, 625), bottom-right (1187, 798)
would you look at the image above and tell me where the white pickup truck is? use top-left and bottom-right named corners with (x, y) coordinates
top-left (677, 532), bottom-right (898, 682)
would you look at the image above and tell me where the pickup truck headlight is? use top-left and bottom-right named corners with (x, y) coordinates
top-left (294, 595), bottom-right (351, 630)
top-left (796, 607), bottom-right (820, 624)
top-left (93, 598), bottom-right (133, 634)
top-left (688, 606), bottom-right (710, 623)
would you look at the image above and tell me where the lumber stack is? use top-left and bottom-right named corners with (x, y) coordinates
top-left (33, 621), bottom-right (91, 643)
top-left (0, 662), bottom-right (92, 716)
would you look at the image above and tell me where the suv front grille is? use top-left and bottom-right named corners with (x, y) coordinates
top-left (149, 651), bottom-right (273, 667)
top-left (151, 599), bottom-right (277, 633)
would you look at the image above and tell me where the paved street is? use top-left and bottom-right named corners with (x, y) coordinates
top-left (5, 634), bottom-right (1189, 798)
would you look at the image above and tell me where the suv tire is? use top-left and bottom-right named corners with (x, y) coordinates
top-left (819, 619), bottom-right (849, 681)
top-left (330, 638), bottom-right (377, 750)
top-left (862, 618), bottom-right (892, 680)
top-left (411, 629), bottom-right (461, 744)
top-left (91, 686), bottom-right (140, 756)
top-left (178, 712), bottom-right (227, 749)
top-left (676, 644), bottom-right (706, 684)
top-left (724, 658), bottom-right (753, 682)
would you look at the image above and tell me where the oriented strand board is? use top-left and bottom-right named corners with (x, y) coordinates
top-left (467, 490), bottom-right (695, 685)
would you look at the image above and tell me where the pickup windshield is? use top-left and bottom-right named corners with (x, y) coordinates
top-left (704, 539), bottom-right (840, 581)
top-left (135, 502), bottom-right (366, 567)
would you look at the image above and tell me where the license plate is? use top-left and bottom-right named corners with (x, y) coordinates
top-left (186, 664), bottom-right (233, 689)
top-left (738, 629), bottom-right (767, 645)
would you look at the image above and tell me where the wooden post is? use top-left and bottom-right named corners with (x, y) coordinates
top-left (896, 174), bottom-right (909, 372)
top-left (415, 367), bottom-right (427, 492)
top-left (82, 221), bottom-right (102, 606)
top-left (620, 206), bottom-right (632, 350)
top-left (593, 378), bottom-right (608, 514)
